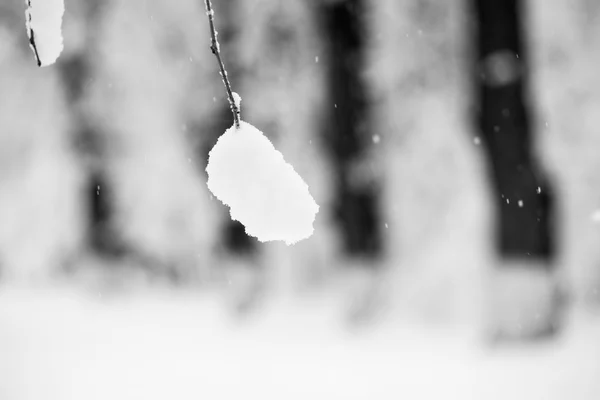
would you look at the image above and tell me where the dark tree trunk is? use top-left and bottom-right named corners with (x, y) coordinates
top-left (318, 0), bottom-right (382, 260)
top-left (58, 2), bottom-right (126, 259)
top-left (471, 0), bottom-right (556, 263)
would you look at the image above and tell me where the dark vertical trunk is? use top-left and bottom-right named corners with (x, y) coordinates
top-left (319, 0), bottom-right (382, 259)
top-left (58, 2), bottom-right (125, 259)
top-left (471, 0), bottom-right (556, 263)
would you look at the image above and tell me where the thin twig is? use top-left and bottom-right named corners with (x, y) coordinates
top-left (203, 0), bottom-right (241, 128)
top-left (25, 1), bottom-right (42, 67)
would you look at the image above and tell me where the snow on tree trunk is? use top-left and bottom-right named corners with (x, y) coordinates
top-left (0, 9), bottom-right (83, 280)
top-left (527, 0), bottom-right (600, 302)
top-left (368, 0), bottom-right (490, 322)
top-left (25, 0), bottom-right (64, 66)
top-left (87, 0), bottom-right (221, 276)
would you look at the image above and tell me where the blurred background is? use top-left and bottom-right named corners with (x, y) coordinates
top-left (1, 0), bottom-right (600, 399)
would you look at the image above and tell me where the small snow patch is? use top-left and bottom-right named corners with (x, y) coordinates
top-left (232, 92), bottom-right (242, 111)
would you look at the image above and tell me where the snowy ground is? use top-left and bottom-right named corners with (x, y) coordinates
top-left (0, 283), bottom-right (598, 400)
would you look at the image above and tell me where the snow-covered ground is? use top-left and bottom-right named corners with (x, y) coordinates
top-left (0, 283), bottom-right (599, 400)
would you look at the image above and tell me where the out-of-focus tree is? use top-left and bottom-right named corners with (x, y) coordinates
top-left (470, 0), bottom-right (563, 340)
top-left (317, 0), bottom-right (382, 260)
top-left (0, 1), bottom-right (83, 280)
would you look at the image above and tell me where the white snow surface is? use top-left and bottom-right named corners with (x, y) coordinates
top-left (25, 0), bottom-right (64, 67)
top-left (0, 285), bottom-right (599, 400)
top-left (206, 121), bottom-right (319, 245)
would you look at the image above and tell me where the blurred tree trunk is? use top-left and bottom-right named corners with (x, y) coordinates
top-left (57, 2), bottom-right (125, 260)
top-left (471, 0), bottom-right (556, 264)
top-left (318, 0), bottom-right (382, 260)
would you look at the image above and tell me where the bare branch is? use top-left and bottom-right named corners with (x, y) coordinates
top-left (203, 0), bottom-right (241, 128)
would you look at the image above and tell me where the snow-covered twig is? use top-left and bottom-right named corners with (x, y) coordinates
top-left (25, 0), bottom-right (65, 67)
top-left (203, 0), bottom-right (241, 128)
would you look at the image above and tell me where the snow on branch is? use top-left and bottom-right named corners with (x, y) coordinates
top-left (202, 2), bottom-right (318, 244)
top-left (206, 121), bottom-right (319, 245)
top-left (25, 0), bottom-right (65, 67)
